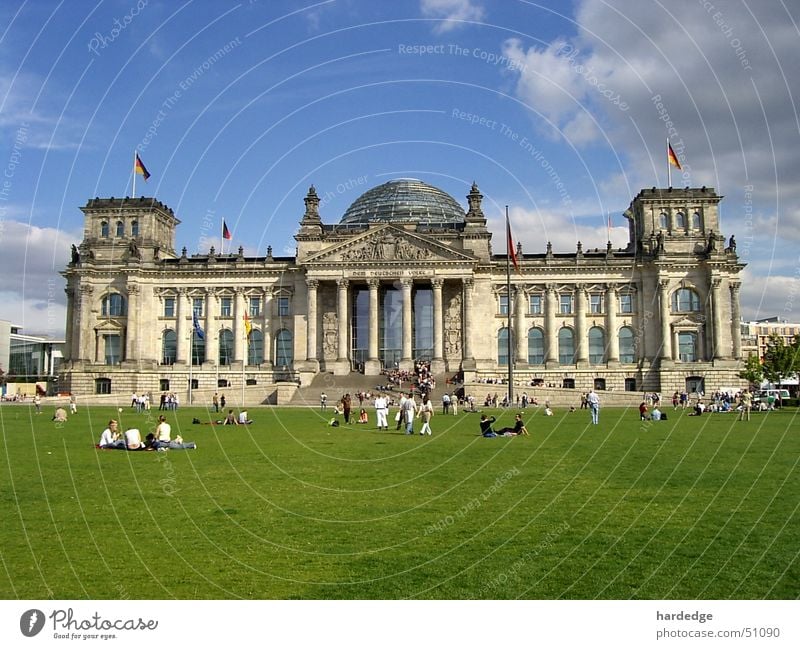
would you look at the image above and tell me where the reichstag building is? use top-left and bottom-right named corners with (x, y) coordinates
top-left (60, 178), bottom-right (745, 398)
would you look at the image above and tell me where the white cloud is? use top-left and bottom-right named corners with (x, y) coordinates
top-left (0, 219), bottom-right (80, 336)
top-left (420, 0), bottom-right (485, 33)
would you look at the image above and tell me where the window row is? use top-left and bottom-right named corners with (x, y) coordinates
top-left (160, 328), bottom-right (293, 366)
top-left (658, 211), bottom-right (702, 231)
top-left (496, 326), bottom-right (701, 364)
top-left (100, 220), bottom-right (139, 238)
top-left (162, 296), bottom-right (290, 318)
top-left (499, 287), bottom-right (703, 315)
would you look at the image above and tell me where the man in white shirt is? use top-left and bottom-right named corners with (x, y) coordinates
top-left (238, 410), bottom-right (253, 425)
top-left (402, 392), bottom-right (417, 435)
top-left (374, 393), bottom-right (389, 430)
top-left (587, 389), bottom-right (600, 425)
top-left (395, 393), bottom-right (407, 431)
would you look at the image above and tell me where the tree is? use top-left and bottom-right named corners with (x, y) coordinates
top-left (761, 334), bottom-right (800, 387)
top-left (738, 354), bottom-right (763, 388)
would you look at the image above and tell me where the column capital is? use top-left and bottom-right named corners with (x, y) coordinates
top-left (400, 277), bottom-right (413, 289)
top-left (80, 284), bottom-right (94, 295)
top-left (659, 278), bottom-right (671, 291)
top-left (431, 278), bottom-right (444, 288)
top-left (711, 277), bottom-right (723, 289)
top-left (234, 286), bottom-right (245, 295)
top-left (177, 286), bottom-right (189, 295)
top-left (574, 283), bottom-right (586, 295)
top-left (336, 277), bottom-right (349, 289)
top-left (306, 278), bottom-right (319, 290)
top-left (462, 277), bottom-right (473, 289)
top-left (605, 282), bottom-right (617, 293)
top-left (126, 283), bottom-right (139, 295)
top-left (545, 283), bottom-right (557, 294)
top-left (367, 278), bottom-right (380, 289)
top-left (729, 281), bottom-right (741, 294)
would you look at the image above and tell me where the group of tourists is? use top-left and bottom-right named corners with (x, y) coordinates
top-left (97, 416), bottom-right (196, 451)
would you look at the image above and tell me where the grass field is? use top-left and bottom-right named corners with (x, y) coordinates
top-left (0, 402), bottom-right (798, 600)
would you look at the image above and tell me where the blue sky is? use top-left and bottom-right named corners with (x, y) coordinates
top-left (1, 0), bottom-right (799, 336)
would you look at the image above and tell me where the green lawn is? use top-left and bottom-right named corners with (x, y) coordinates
top-left (1, 402), bottom-right (798, 599)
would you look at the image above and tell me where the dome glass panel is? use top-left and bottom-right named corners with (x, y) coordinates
top-left (339, 179), bottom-right (465, 226)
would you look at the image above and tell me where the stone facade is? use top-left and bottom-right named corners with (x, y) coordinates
top-left (59, 182), bottom-right (746, 398)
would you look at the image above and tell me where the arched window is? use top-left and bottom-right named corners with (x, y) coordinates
top-left (101, 293), bottom-right (126, 316)
top-left (248, 329), bottom-right (264, 365)
top-left (618, 326), bottom-right (636, 363)
top-left (131, 220), bottom-right (139, 237)
top-left (528, 328), bottom-right (544, 365)
top-left (497, 327), bottom-right (509, 365)
top-left (672, 288), bottom-right (701, 312)
top-left (588, 327), bottom-right (605, 365)
top-left (659, 212), bottom-right (668, 229)
top-left (191, 331), bottom-right (205, 365)
top-left (676, 212), bottom-right (687, 229)
top-left (218, 329), bottom-right (234, 365)
top-left (691, 212), bottom-right (701, 229)
top-left (161, 330), bottom-right (177, 365)
top-left (116, 221), bottom-right (125, 237)
top-left (678, 332), bottom-right (699, 362)
top-left (558, 327), bottom-right (575, 365)
top-left (101, 221), bottom-right (109, 237)
top-left (275, 329), bottom-right (293, 367)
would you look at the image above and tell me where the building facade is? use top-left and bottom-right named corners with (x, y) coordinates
top-left (740, 317), bottom-right (800, 361)
top-left (60, 179), bottom-right (745, 397)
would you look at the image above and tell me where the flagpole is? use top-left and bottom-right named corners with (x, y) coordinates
top-left (666, 138), bottom-right (672, 188)
top-left (241, 322), bottom-right (246, 407)
top-left (188, 328), bottom-right (193, 406)
top-left (132, 150), bottom-right (137, 197)
top-left (506, 206), bottom-right (514, 407)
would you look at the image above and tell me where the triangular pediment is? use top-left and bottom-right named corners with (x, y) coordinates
top-left (304, 225), bottom-right (476, 264)
top-left (95, 319), bottom-right (125, 332)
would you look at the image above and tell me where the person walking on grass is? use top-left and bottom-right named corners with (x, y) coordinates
top-left (587, 388), bottom-right (600, 425)
top-left (739, 389), bottom-right (752, 421)
top-left (402, 392), bottom-right (416, 435)
top-left (418, 394), bottom-right (434, 435)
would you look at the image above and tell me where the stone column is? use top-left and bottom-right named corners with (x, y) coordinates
top-left (401, 278), bottom-right (413, 364)
top-left (575, 284), bottom-right (588, 365)
top-left (432, 278), bottom-right (444, 363)
top-left (262, 289), bottom-right (273, 367)
top-left (462, 278), bottom-right (474, 363)
top-left (79, 285), bottom-right (93, 362)
top-left (515, 286), bottom-right (527, 366)
top-left (711, 278), bottom-right (726, 360)
top-left (336, 278), bottom-right (349, 363)
top-left (233, 288), bottom-right (245, 363)
top-left (365, 279), bottom-right (381, 374)
top-left (605, 284), bottom-right (619, 363)
top-left (730, 281), bottom-right (742, 359)
top-left (659, 279), bottom-right (672, 361)
top-left (205, 289), bottom-right (218, 365)
top-left (63, 288), bottom-right (74, 362)
top-left (306, 278), bottom-right (319, 362)
top-left (176, 288), bottom-right (188, 364)
top-left (545, 284), bottom-right (558, 366)
top-left (124, 283), bottom-right (138, 362)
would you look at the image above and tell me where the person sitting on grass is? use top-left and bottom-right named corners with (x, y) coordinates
top-left (98, 419), bottom-right (125, 449)
top-left (151, 414), bottom-right (197, 449)
top-left (639, 402), bottom-right (649, 420)
top-left (357, 408), bottom-right (369, 424)
top-left (123, 427), bottom-right (145, 450)
top-left (479, 414), bottom-right (497, 437)
top-left (221, 409), bottom-right (238, 425)
top-left (52, 407), bottom-right (68, 423)
top-left (544, 406), bottom-right (553, 416)
top-left (237, 409), bottom-right (253, 425)
top-left (498, 413), bottom-right (529, 436)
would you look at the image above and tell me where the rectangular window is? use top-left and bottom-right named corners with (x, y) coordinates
top-left (529, 295), bottom-right (542, 315)
top-left (499, 295), bottom-right (509, 315)
top-left (619, 294), bottom-right (633, 313)
top-left (104, 334), bottom-right (121, 365)
top-left (278, 296), bottom-right (290, 317)
top-left (590, 294), bottom-right (603, 314)
top-left (220, 297), bottom-right (232, 317)
top-left (249, 297), bottom-right (261, 317)
top-left (164, 297), bottom-right (175, 318)
top-left (192, 298), bottom-right (203, 317)
top-left (559, 294), bottom-right (573, 315)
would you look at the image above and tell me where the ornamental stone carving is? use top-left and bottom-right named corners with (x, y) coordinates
top-left (340, 234), bottom-right (434, 262)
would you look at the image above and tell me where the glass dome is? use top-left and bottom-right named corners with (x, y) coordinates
top-left (339, 178), bottom-right (466, 226)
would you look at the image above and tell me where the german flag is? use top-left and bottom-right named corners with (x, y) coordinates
top-left (134, 153), bottom-right (151, 181)
top-left (507, 214), bottom-right (520, 273)
top-left (667, 142), bottom-right (682, 170)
